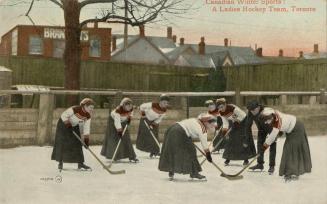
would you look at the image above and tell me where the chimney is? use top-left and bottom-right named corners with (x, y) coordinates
top-left (224, 38), bottom-right (228, 47)
top-left (167, 27), bottom-right (172, 39)
top-left (256, 47), bottom-right (263, 57)
top-left (94, 21), bottom-right (98, 28)
top-left (278, 49), bottom-right (283, 57)
top-left (180, 38), bottom-right (184, 45)
top-left (229, 40), bottom-right (231, 46)
top-left (299, 51), bottom-right (304, 58)
top-left (314, 44), bottom-right (318, 53)
top-left (112, 36), bottom-right (117, 52)
top-left (199, 37), bottom-right (205, 55)
top-left (139, 25), bottom-right (145, 37)
top-left (255, 44), bottom-right (257, 50)
top-left (172, 35), bottom-right (177, 43)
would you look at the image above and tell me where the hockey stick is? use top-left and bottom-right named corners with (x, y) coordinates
top-left (221, 154), bottom-right (260, 178)
top-left (193, 143), bottom-right (243, 180)
top-left (106, 125), bottom-right (129, 168)
top-left (143, 120), bottom-right (161, 149)
top-left (210, 126), bottom-right (222, 148)
top-left (200, 128), bottom-right (232, 165)
top-left (72, 131), bottom-right (125, 175)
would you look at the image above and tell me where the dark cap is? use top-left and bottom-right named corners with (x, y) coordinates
top-left (160, 94), bottom-right (170, 101)
top-left (246, 100), bottom-right (259, 110)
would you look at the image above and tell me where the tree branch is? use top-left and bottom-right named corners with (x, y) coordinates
top-left (25, 0), bottom-right (35, 16)
top-left (79, 0), bottom-right (118, 9)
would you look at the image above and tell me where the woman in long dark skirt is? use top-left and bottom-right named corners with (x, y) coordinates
top-left (159, 113), bottom-right (217, 181)
top-left (51, 98), bottom-right (95, 171)
top-left (101, 98), bottom-right (138, 162)
top-left (260, 108), bottom-right (312, 182)
top-left (136, 94), bottom-right (169, 158)
top-left (216, 98), bottom-right (256, 166)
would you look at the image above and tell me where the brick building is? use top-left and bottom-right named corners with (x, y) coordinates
top-left (0, 24), bottom-right (111, 60)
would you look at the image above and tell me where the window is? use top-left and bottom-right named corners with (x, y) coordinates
top-left (29, 36), bottom-right (43, 55)
top-left (53, 40), bottom-right (65, 58)
top-left (89, 36), bottom-right (101, 58)
top-left (11, 29), bottom-right (18, 55)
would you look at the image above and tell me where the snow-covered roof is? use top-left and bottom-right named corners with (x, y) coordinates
top-left (177, 54), bottom-right (215, 68)
top-left (112, 34), bottom-right (176, 56)
top-left (303, 52), bottom-right (327, 59)
top-left (0, 66), bottom-right (12, 72)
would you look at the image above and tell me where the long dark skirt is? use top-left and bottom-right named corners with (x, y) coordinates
top-left (158, 124), bottom-right (202, 175)
top-left (51, 119), bottom-right (84, 163)
top-left (100, 117), bottom-right (136, 160)
top-left (279, 121), bottom-right (312, 176)
top-left (212, 130), bottom-right (225, 152)
top-left (223, 120), bottom-right (256, 160)
top-left (136, 118), bottom-right (160, 154)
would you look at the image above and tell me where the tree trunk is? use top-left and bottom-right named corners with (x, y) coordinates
top-left (63, 0), bottom-right (81, 105)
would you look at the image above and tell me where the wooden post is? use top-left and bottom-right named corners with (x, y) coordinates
top-left (186, 96), bottom-right (190, 119)
top-left (320, 89), bottom-right (326, 104)
top-left (36, 93), bottom-right (54, 146)
top-left (279, 95), bottom-right (287, 105)
top-left (180, 96), bottom-right (189, 118)
top-left (309, 96), bottom-right (317, 105)
top-left (235, 87), bottom-right (241, 107)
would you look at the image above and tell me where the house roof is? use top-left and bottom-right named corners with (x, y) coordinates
top-left (165, 45), bottom-right (196, 62)
top-left (303, 52), bottom-right (327, 59)
top-left (176, 54), bottom-right (215, 68)
top-left (112, 34), bottom-right (176, 56)
top-left (111, 35), bottom-right (171, 63)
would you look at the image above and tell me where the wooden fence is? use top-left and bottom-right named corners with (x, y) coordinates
top-left (222, 59), bottom-right (327, 91)
top-left (0, 90), bottom-right (326, 148)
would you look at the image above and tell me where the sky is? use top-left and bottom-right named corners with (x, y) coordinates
top-left (0, 0), bottom-right (326, 57)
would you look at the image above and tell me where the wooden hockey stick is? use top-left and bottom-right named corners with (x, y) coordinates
top-left (221, 154), bottom-right (260, 178)
top-left (193, 143), bottom-right (243, 180)
top-left (106, 125), bottom-right (129, 168)
top-left (200, 127), bottom-right (232, 165)
top-left (72, 131), bottom-right (126, 175)
top-left (143, 120), bottom-right (161, 149)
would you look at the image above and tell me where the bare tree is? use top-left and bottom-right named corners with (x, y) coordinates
top-left (22, 0), bottom-right (191, 104)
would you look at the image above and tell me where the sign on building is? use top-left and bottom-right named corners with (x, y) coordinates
top-left (44, 28), bottom-right (89, 41)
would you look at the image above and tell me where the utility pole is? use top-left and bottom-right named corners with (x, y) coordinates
top-left (123, 0), bottom-right (128, 48)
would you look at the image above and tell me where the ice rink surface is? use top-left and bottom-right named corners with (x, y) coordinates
top-left (1, 136), bottom-right (327, 204)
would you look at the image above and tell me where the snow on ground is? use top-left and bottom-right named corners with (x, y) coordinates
top-left (1, 136), bottom-right (327, 204)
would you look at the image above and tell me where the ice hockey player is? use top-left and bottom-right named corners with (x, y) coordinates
top-left (205, 100), bottom-right (224, 153)
top-left (51, 98), bottom-right (94, 171)
top-left (158, 113), bottom-right (216, 181)
top-left (216, 98), bottom-right (256, 166)
top-left (136, 94), bottom-right (170, 158)
top-left (100, 98), bottom-right (139, 163)
top-left (259, 107), bottom-right (312, 182)
top-left (247, 100), bottom-right (276, 174)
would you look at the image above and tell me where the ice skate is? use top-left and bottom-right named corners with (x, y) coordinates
top-left (243, 159), bottom-right (249, 166)
top-left (268, 166), bottom-right (275, 175)
top-left (224, 159), bottom-right (230, 166)
top-left (149, 153), bottom-right (155, 158)
top-left (190, 173), bottom-right (206, 181)
top-left (129, 158), bottom-right (139, 163)
top-left (78, 163), bottom-right (92, 171)
top-left (58, 162), bottom-right (63, 172)
top-left (168, 172), bottom-right (174, 181)
top-left (249, 163), bottom-right (264, 171)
